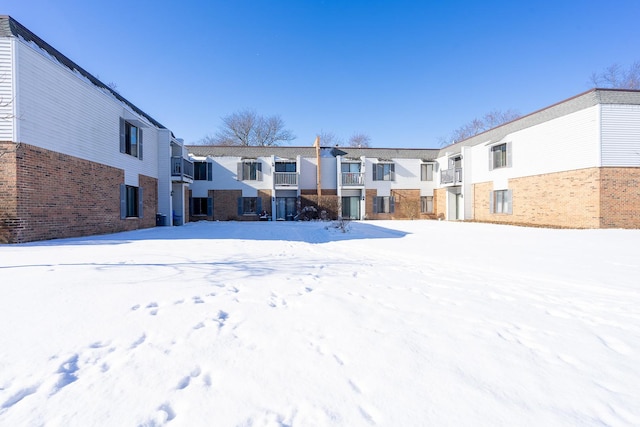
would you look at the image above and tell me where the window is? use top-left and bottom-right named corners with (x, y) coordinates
top-left (489, 143), bottom-right (511, 170)
top-left (237, 197), bottom-right (262, 215)
top-left (194, 161), bottom-right (213, 181)
top-left (275, 162), bottom-right (296, 172)
top-left (238, 161), bottom-right (262, 181)
top-left (373, 196), bottom-right (395, 214)
top-left (120, 184), bottom-right (143, 219)
top-left (491, 189), bottom-right (512, 214)
top-left (421, 163), bottom-right (434, 181)
top-left (373, 163), bottom-right (395, 181)
top-left (119, 118), bottom-right (143, 159)
top-left (420, 196), bottom-right (434, 214)
top-left (191, 197), bottom-right (213, 216)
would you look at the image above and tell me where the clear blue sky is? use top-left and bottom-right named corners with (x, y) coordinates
top-left (4, 0), bottom-right (640, 148)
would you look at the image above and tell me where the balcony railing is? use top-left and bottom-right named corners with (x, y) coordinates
top-left (441, 167), bottom-right (463, 184)
top-left (341, 172), bottom-right (365, 186)
top-left (171, 156), bottom-right (194, 181)
top-left (274, 172), bottom-right (298, 186)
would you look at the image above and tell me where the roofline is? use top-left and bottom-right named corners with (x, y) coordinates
top-left (1, 15), bottom-right (168, 131)
top-left (438, 88), bottom-right (640, 154)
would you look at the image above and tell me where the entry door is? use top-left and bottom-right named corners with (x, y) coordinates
top-left (276, 197), bottom-right (297, 220)
top-left (341, 196), bottom-right (360, 219)
top-left (456, 193), bottom-right (463, 220)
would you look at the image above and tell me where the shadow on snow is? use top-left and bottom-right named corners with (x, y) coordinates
top-left (17, 220), bottom-right (409, 247)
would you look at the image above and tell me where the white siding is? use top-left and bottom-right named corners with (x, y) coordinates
top-left (14, 41), bottom-right (160, 179)
top-left (299, 157), bottom-right (317, 190)
top-left (195, 157), bottom-right (272, 195)
top-left (0, 38), bottom-right (13, 140)
top-left (470, 105), bottom-right (601, 184)
top-left (601, 104), bottom-right (640, 167)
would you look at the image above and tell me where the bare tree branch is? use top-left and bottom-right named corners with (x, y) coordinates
top-left (202, 109), bottom-right (295, 146)
top-left (590, 61), bottom-right (640, 89)
top-left (347, 132), bottom-right (371, 148)
top-left (440, 109), bottom-right (520, 146)
top-left (316, 130), bottom-right (343, 147)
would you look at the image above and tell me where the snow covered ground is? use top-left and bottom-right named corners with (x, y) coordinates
top-left (0, 220), bottom-right (639, 427)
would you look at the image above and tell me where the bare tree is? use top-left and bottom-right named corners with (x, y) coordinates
top-left (203, 109), bottom-right (295, 146)
top-left (316, 130), bottom-right (343, 147)
top-left (347, 132), bottom-right (371, 148)
top-left (590, 61), bottom-right (640, 89)
top-left (440, 109), bottom-right (520, 146)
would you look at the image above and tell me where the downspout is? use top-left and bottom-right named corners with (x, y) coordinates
top-left (315, 136), bottom-right (321, 200)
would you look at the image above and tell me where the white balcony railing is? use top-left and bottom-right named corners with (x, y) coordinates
top-left (274, 172), bottom-right (298, 186)
top-left (341, 172), bottom-right (365, 186)
top-left (171, 156), bottom-right (194, 181)
top-left (441, 168), bottom-right (462, 184)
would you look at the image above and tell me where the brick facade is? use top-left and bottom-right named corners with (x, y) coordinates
top-left (600, 167), bottom-right (640, 228)
top-left (0, 143), bottom-right (157, 243)
top-left (300, 189), bottom-right (339, 220)
top-left (434, 188), bottom-right (446, 220)
top-left (472, 167), bottom-right (640, 229)
top-left (208, 189), bottom-right (272, 221)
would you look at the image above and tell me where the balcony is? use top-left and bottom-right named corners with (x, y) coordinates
top-left (171, 156), bottom-right (194, 182)
top-left (441, 168), bottom-right (462, 185)
top-left (341, 172), bottom-right (365, 186)
top-left (274, 172), bottom-right (298, 186)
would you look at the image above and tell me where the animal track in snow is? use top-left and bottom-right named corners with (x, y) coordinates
top-left (131, 334), bottom-right (146, 349)
top-left (145, 302), bottom-right (159, 316)
top-left (176, 376), bottom-right (190, 390)
top-left (215, 310), bottom-right (229, 328)
top-left (158, 402), bottom-right (176, 421)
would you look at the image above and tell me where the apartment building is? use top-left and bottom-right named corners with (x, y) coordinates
top-left (436, 89), bottom-right (640, 228)
top-left (185, 145), bottom-right (440, 222)
top-left (0, 15), bottom-right (192, 243)
top-left (187, 89), bottom-right (640, 229)
top-left (2, 15), bottom-right (638, 244)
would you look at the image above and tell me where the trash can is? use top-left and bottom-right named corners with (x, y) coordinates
top-left (156, 214), bottom-right (166, 226)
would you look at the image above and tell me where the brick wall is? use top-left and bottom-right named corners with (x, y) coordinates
top-left (600, 167), bottom-right (640, 228)
top-left (434, 188), bottom-right (446, 220)
top-left (1, 143), bottom-right (157, 243)
top-left (473, 168), bottom-right (603, 228)
top-left (300, 189), bottom-right (339, 220)
top-left (213, 189), bottom-right (242, 221)
top-left (0, 142), bottom-right (18, 243)
top-left (392, 189), bottom-right (421, 219)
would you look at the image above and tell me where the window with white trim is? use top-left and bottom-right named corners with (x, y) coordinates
top-left (491, 189), bottom-right (512, 214)
top-left (489, 142), bottom-right (511, 170)
top-left (120, 184), bottom-right (143, 219)
top-left (421, 163), bottom-right (434, 181)
top-left (373, 163), bottom-right (395, 181)
top-left (119, 118), bottom-right (143, 159)
top-left (191, 197), bottom-right (213, 216)
top-left (373, 196), bottom-right (395, 213)
top-left (420, 196), bottom-right (433, 214)
top-left (194, 161), bottom-right (213, 181)
top-left (237, 197), bottom-right (262, 215)
top-left (237, 161), bottom-right (262, 181)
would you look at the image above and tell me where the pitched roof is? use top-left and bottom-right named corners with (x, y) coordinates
top-left (0, 15), bottom-right (167, 131)
top-left (186, 145), bottom-right (440, 160)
